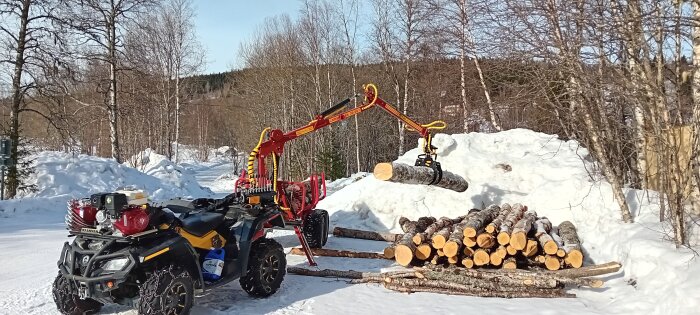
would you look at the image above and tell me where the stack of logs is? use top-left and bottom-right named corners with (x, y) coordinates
top-left (384, 203), bottom-right (584, 271)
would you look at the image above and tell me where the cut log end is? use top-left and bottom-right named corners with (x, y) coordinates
top-left (476, 234), bottom-right (496, 248)
top-left (543, 240), bottom-right (558, 255)
top-left (503, 258), bottom-right (517, 269)
top-left (556, 249), bottom-right (566, 258)
top-left (395, 245), bottom-right (414, 266)
top-left (415, 244), bottom-right (433, 260)
top-left (461, 258), bottom-right (474, 268)
top-left (383, 246), bottom-right (395, 259)
top-left (463, 227), bottom-right (477, 238)
top-left (443, 241), bottom-right (460, 257)
top-left (523, 239), bottom-right (538, 257)
top-left (462, 247), bottom-right (475, 257)
top-left (564, 250), bottom-right (584, 268)
top-left (545, 255), bottom-right (562, 271)
top-left (432, 235), bottom-right (448, 249)
top-left (489, 252), bottom-right (503, 266)
top-left (497, 232), bottom-right (510, 245)
top-left (463, 236), bottom-right (477, 247)
top-left (509, 232), bottom-right (527, 250)
top-left (412, 234), bottom-right (425, 245)
top-left (485, 224), bottom-right (496, 234)
top-left (373, 163), bottom-right (394, 181)
top-left (474, 249), bottom-right (490, 266)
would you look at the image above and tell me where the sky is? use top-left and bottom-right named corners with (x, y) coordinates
top-left (194, 1), bottom-right (303, 74)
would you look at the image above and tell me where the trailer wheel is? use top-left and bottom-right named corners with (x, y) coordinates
top-left (52, 273), bottom-right (102, 315)
top-left (240, 238), bottom-right (286, 297)
top-left (303, 209), bottom-right (329, 248)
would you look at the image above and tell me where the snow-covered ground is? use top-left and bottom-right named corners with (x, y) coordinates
top-left (1, 130), bottom-right (698, 314)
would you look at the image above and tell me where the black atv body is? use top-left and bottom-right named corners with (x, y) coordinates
top-left (54, 192), bottom-right (287, 314)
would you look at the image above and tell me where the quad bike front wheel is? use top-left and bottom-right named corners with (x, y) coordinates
top-left (240, 238), bottom-right (286, 297)
top-left (303, 209), bottom-right (329, 248)
top-left (138, 266), bottom-right (194, 315)
top-left (52, 273), bottom-right (103, 315)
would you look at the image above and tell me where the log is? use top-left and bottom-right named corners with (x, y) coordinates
top-left (415, 244), bottom-right (433, 260)
top-left (474, 249), bottom-right (491, 266)
top-left (463, 236), bottom-right (477, 247)
top-left (431, 226), bottom-right (453, 249)
top-left (436, 248), bottom-right (445, 257)
top-left (497, 203), bottom-right (527, 245)
top-left (383, 246), bottom-right (395, 259)
top-left (549, 261), bottom-right (621, 278)
top-left (522, 239), bottom-right (539, 257)
top-left (509, 210), bottom-right (538, 250)
top-left (490, 251), bottom-right (503, 266)
top-left (442, 211), bottom-right (479, 257)
top-left (373, 162), bottom-right (469, 192)
top-left (383, 281), bottom-right (575, 298)
top-left (289, 247), bottom-right (388, 260)
top-left (462, 247), bottom-right (475, 257)
top-left (476, 233), bottom-right (497, 249)
top-left (395, 216), bottom-right (436, 266)
top-left (461, 257), bottom-right (474, 268)
top-left (545, 255), bottom-right (562, 271)
top-left (422, 265), bottom-right (604, 289)
top-left (503, 257), bottom-right (518, 269)
top-left (506, 244), bottom-right (518, 256)
top-left (550, 228), bottom-right (566, 257)
top-left (534, 218), bottom-right (558, 255)
top-left (486, 203), bottom-right (512, 233)
top-left (287, 267), bottom-right (411, 280)
top-left (332, 227), bottom-right (401, 242)
top-left (447, 255), bottom-right (459, 265)
top-left (463, 204), bottom-right (501, 237)
top-left (415, 269), bottom-right (557, 290)
top-left (495, 245), bottom-right (508, 259)
top-left (558, 221), bottom-right (584, 268)
top-left (414, 216), bottom-right (464, 245)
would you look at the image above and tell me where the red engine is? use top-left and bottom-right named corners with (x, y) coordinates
top-left (112, 206), bottom-right (150, 236)
top-left (66, 199), bottom-right (98, 231)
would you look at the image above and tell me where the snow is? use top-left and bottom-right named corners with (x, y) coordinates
top-left (1, 130), bottom-right (699, 314)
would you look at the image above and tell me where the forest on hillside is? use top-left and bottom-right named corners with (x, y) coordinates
top-left (1, 0), bottom-right (699, 245)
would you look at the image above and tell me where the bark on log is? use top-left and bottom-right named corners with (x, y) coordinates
top-left (486, 203), bottom-right (512, 233)
top-left (289, 247), bottom-right (389, 259)
top-left (550, 228), bottom-right (566, 257)
top-left (332, 227), bottom-right (402, 242)
top-left (510, 210), bottom-right (538, 250)
top-left (558, 221), bottom-right (584, 268)
top-left (443, 211), bottom-right (479, 257)
top-left (421, 265), bottom-right (605, 288)
top-left (395, 216), bottom-right (436, 266)
top-left (373, 162), bottom-right (469, 192)
top-left (287, 267), bottom-right (411, 279)
top-left (498, 203), bottom-right (527, 245)
top-left (383, 282), bottom-right (575, 298)
top-left (415, 269), bottom-right (557, 290)
top-left (548, 261), bottom-right (621, 278)
top-left (463, 204), bottom-right (501, 237)
top-left (534, 218), bottom-right (558, 255)
top-left (414, 216), bottom-right (464, 245)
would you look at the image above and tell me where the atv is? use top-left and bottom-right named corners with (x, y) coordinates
top-left (53, 188), bottom-right (287, 315)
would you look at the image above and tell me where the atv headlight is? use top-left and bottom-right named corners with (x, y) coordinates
top-left (102, 258), bottom-right (129, 271)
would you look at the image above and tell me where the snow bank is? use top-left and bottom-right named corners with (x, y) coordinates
top-left (318, 129), bottom-right (700, 314)
top-left (17, 150), bottom-right (213, 204)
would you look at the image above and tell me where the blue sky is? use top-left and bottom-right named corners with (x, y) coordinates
top-left (194, 1), bottom-right (303, 74)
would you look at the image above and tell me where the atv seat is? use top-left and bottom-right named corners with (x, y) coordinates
top-left (180, 212), bottom-right (225, 237)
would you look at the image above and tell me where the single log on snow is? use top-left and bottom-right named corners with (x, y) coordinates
top-left (332, 227), bottom-right (402, 242)
top-left (394, 216), bottom-right (436, 266)
top-left (549, 261), bottom-right (621, 278)
top-left (463, 204), bottom-right (500, 237)
top-left (509, 210), bottom-right (538, 250)
top-left (498, 203), bottom-right (527, 245)
top-left (373, 162), bottom-right (469, 192)
top-left (383, 281), bottom-right (575, 298)
top-left (558, 221), bottom-right (584, 268)
top-left (289, 247), bottom-right (389, 259)
top-left (287, 267), bottom-right (413, 280)
top-left (534, 218), bottom-right (558, 255)
top-left (486, 203), bottom-right (512, 233)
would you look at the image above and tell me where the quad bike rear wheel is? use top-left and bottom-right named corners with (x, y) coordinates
top-left (52, 273), bottom-right (103, 315)
top-left (303, 209), bottom-right (329, 248)
top-left (138, 266), bottom-right (194, 315)
top-left (240, 238), bottom-right (286, 297)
